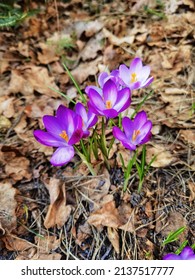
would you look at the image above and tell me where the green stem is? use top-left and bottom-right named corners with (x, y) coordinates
top-left (75, 147), bottom-right (96, 176)
top-left (62, 63), bottom-right (86, 104)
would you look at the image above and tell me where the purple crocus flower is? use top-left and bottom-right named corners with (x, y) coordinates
top-left (87, 79), bottom-right (131, 119)
top-left (75, 102), bottom-right (98, 137)
top-left (117, 57), bottom-right (154, 90)
top-left (112, 111), bottom-right (152, 150)
top-left (163, 246), bottom-right (195, 260)
top-left (85, 70), bottom-right (121, 96)
top-left (34, 105), bottom-right (83, 166)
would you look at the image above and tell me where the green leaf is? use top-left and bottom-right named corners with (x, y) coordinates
top-left (163, 226), bottom-right (186, 245)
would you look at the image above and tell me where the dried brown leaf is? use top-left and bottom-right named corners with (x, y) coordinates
top-left (88, 201), bottom-right (123, 230)
top-left (0, 182), bottom-right (17, 234)
top-left (161, 212), bottom-right (187, 242)
top-left (179, 129), bottom-right (195, 147)
top-left (7, 67), bottom-right (59, 97)
top-left (71, 56), bottom-right (102, 84)
top-left (146, 144), bottom-right (178, 168)
top-left (3, 234), bottom-right (35, 251)
top-left (107, 227), bottom-right (120, 254)
top-left (37, 42), bottom-right (59, 64)
top-left (188, 182), bottom-right (195, 202)
top-left (44, 178), bottom-right (72, 229)
top-left (35, 236), bottom-right (61, 254)
top-left (5, 156), bottom-right (31, 181)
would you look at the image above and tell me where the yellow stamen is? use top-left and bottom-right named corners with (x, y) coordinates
top-left (132, 129), bottom-right (140, 142)
top-left (131, 72), bottom-right (137, 83)
top-left (106, 100), bottom-right (112, 109)
top-left (59, 130), bottom-right (69, 142)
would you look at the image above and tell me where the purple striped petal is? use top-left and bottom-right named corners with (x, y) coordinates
top-left (102, 108), bottom-right (118, 119)
top-left (50, 146), bottom-right (74, 166)
top-left (43, 116), bottom-right (62, 137)
top-left (119, 64), bottom-right (130, 85)
top-left (34, 130), bottom-right (65, 147)
top-left (135, 121), bottom-right (152, 145)
top-left (113, 127), bottom-right (136, 150)
top-left (122, 117), bottom-right (134, 139)
top-left (88, 88), bottom-right (105, 111)
top-left (113, 127), bottom-right (127, 143)
top-left (113, 87), bottom-right (131, 112)
top-left (56, 105), bottom-right (75, 138)
top-left (180, 247), bottom-right (195, 259)
top-left (98, 72), bottom-right (109, 88)
top-left (68, 115), bottom-right (83, 145)
top-left (75, 102), bottom-right (88, 123)
top-left (85, 85), bottom-right (103, 96)
top-left (133, 111), bottom-right (148, 130)
top-left (141, 76), bottom-right (154, 88)
top-left (139, 65), bottom-right (150, 81)
top-left (87, 110), bottom-right (98, 127)
top-left (130, 57), bottom-right (142, 72)
top-left (103, 80), bottom-right (118, 106)
top-left (163, 254), bottom-right (181, 260)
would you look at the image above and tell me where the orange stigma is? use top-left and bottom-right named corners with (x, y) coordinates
top-left (132, 129), bottom-right (140, 141)
top-left (59, 130), bottom-right (69, 142)
top-left (106, 100), bottom-right (112, 109)
top-left (131, 72), bottom-right (137, 83)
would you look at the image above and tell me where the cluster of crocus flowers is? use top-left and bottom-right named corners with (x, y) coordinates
top-left (34, 57), bottom-right (153, 167)
top-left (163, 246), bottom-right (195, 260)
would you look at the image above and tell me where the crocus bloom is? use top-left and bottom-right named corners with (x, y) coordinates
top-left (117, 57), bottom-right (154, 90)
top-left (85, 70), bottom-right (121, 95)
top-left (112, 111), bottom-right (152, 150)
top-left (163, 246), bottom-right (195, 260)
top-left (34, 105), bottom-right (83, 166)
top-left (75, 102), bottom-right (98, 137)
top-left (87, 79), bottom-right (131, 119)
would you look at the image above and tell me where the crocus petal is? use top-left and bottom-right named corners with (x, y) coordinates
top-left (113, 87), bottom-right (131, 112)
top-left (98, 72), bottom-right (109, 88)
top-left (56, 105), bottom-right (75, 137)
top-left (129, 81), bottom-right (142, 90)
top-left (75, 102), bottom-right (88, 123)
top-left (87, 101), bottom-right (103, 116)
top-left (139, 65), bottom-right (150, 81)
top-left (130, 57), bottom-right (142, 72)
top-left (85, 85), bottom-right (103, 96)
top-left (43, 116), bottom-right (62, 137)
top-left (135, 120), bottom-right (152, 144)
top-left (141, 76), bottom-right (154, 88)
top-left (87, 110), bottom-right (98, 127)
top-left (139, 131), bottom-right (152, 145)
top-left (113, 126), bottom-right (128, 143)
top-left (122, 116), bottom-right (134, 139)
top-left (187, 255), bottom-right (195, 260)
top-left (102, 108), bottom-right (118, 119)
top-left (163, 254), bottom-right (181, 260)
top-left (34, 130), bottom-right (65, 147)
top-left (133, 111), bottom-right (147, 130)
top-left (103, 80), bottom-right (118, 106)
top-left (88, 88), bottom-right (105, 111)
top-left (113, 127), bottom-right (136, 150)
top-left (50, 146), bottom-right (74, 166)
top-left (119, 64), bottom-right (130, 85)
top-left (180, 247), bottom-right (195, 259)
top-left (68, 115), bottom-right (83, 145)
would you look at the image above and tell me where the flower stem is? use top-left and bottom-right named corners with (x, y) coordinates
top-left (62, 63), bottom-right (87, 104)
top-left (75, 147), bottom-right (96, 176)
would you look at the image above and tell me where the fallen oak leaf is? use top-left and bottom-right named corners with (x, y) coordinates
top-left (107, 227), bottom-right (120, 254)
top-left (0, 182), bottom-right (17, 234)
top-left (44, 178), bottom-right (72, 229)
top-left (2, 234), bottom-right (35, 251)
top-left (87, 201), bottom-right (123, 230)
